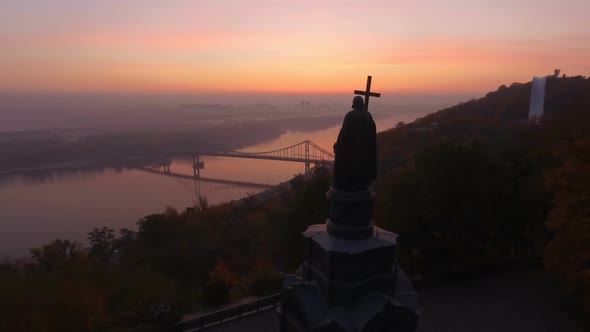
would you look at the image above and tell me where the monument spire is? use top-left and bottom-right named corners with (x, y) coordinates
top-left (354, 75), bottom-right (381, 111)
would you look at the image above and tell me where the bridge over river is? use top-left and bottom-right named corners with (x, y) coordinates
top-left (137, 167), bottom-right (274, 189)
top-left (160, 140), bottom-right (334, 177)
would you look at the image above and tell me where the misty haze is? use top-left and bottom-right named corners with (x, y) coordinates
top-left (0, 91), bottom-right (465, 256)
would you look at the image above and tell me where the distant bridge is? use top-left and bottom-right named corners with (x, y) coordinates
top-left (170, 140), bottom-right (334, 175)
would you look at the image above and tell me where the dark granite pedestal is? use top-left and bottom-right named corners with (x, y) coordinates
top-left (279, 187), bottom-right (420, 332)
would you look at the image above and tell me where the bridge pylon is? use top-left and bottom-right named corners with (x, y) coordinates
top-left (305, 140), bottom-right (310, 173)
top-left (161, 160), bottom-right (171, 173)
top-left (193, 155), bottom-right (205, 177)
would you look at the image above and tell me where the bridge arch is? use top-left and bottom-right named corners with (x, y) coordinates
top-left (194, 140), bottom-right (334, 173)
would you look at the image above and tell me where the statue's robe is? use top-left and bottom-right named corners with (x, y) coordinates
top-left (333, 108), bottom-right (377, 190)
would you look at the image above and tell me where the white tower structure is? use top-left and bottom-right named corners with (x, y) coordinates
top-left (529, 76), bottom-right (547, 124)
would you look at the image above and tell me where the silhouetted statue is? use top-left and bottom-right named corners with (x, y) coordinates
top-left (333, 96), bottom-right (377, 190)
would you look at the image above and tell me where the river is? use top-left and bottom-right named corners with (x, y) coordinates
top-left (0, 113), bottom-right (422, 257)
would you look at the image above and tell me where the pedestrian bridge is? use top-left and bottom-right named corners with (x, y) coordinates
top-left (169, 140), bottom-right (334, 175)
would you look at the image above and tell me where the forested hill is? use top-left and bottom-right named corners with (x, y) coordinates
top-left (377, 75), bottom-right (590, 172)
top-left (419, 74), bottom-right (590, 124)
top-left (374, 75), bottom-right (590, 320)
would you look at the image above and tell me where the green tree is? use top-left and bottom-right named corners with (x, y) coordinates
top-left (88, 227), bottom-right (115, 260)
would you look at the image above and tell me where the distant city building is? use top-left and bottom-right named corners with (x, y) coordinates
top-left (529, 76), bottom-right (546, 124)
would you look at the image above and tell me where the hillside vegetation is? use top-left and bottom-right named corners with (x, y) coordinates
top-left (376, 75), bottom-right (590, 316)
top-left (1, 76), bottom-right (589, 331)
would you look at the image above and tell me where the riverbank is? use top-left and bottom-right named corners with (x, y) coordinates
top-left (0, 160), bottom-right (107, 177)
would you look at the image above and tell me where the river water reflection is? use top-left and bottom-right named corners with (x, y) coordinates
top-left (0, 114), bottom-right (417, 257)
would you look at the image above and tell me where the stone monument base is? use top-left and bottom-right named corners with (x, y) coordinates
top-left (279, 188), bottom-right (419, 332)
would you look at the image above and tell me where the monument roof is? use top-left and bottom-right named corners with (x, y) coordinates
top-left (303, 224), bottom-right (397, 255)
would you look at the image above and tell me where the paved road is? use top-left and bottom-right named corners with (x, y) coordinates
top-left (415, 268), bottom-right (585, 332)
top-left (206, 268), bottom-right (587, 332)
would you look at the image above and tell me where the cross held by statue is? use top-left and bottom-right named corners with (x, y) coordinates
top-left (354, 75), bottom-right (381, 111)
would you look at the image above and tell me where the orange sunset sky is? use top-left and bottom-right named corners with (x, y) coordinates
top-left (1, 0), bottom-right (589, 95)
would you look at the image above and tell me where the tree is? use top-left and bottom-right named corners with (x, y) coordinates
top-left (202, 261), bottom-right (235, 307)
top-left (544, 139), bottom-right (590, 318)
top-left (31, 239), bottom-right (84, 272)
top-left (88, 227), bottom-right (115, 260)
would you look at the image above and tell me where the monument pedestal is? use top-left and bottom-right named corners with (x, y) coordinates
top-left (279, 187), bottom-right (419, 332)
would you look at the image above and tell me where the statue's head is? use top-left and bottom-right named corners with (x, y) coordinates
top-left (352, 96), bottom-right (365, 110)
